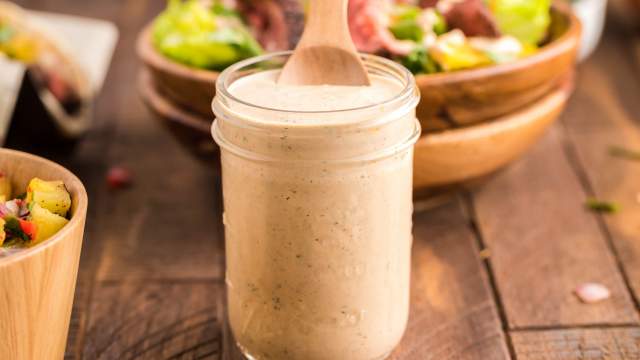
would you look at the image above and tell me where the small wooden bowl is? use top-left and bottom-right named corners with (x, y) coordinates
top-left (0, 149), bottom-right (88, 360)
top-left (138, 70), bottom-right (217, 162)
top-left (417, 4), bottom-right (581, 131)
top-left (137, 25), bottom-right (218, 117)
top-left (413, 77), bottom-right (572, 188)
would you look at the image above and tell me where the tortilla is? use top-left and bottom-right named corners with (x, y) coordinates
top-left (0, 1), bottom-right (91, 108)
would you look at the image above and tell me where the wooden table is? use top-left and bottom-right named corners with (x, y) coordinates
top-left (9, 1), bottom-right (640, 359)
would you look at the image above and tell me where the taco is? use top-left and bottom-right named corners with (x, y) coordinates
top-left (0, 1), bottom-right (92, 137)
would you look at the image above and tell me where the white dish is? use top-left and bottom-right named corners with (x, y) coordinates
top-left (573, 0), bottom-right (607, 61)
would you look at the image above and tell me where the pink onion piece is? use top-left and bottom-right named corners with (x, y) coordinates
top-left (574, 283), bottom-right (611, 304)
top-left (4, 200), bottom-right (19, 216)
top-left (0, 203), bottom-right (9, 218)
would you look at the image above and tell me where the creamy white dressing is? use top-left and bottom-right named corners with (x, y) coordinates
top-left (228, 70), bottom-right (402, 115)
top-left (215, 68), bottom-right (417, 360)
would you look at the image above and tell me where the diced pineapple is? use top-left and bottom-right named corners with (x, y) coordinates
top-left (430, 29), bottom-right (491, 71)
top-left (29, 203), bottom-right (69, 244)
top-left (0, 173), bottom-right (12, 201)
top-left (0, 218), bottom-right (5, 246)
top-left (26, 178), bottom-right (71, 217)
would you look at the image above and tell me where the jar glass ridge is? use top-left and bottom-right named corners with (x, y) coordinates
top-left (212, 52), bottom-right (421, 163)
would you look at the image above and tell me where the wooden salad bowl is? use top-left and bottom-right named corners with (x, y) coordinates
top-left (0, 149), bottom-right (88, 360)
top-left (413, 77), bottom-right (573, 188)
top-left (140, 70), bottom-right (572, 190)
top-left (137, 4), bottom-right (580, 131)
top-left (416, 4), bottom-right (580, 131)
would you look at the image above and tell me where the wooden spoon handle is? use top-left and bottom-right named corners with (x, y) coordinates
top-left (301, 0), bottom-right (354, 50)
top-left (278, 0), bottom-right (370, 85)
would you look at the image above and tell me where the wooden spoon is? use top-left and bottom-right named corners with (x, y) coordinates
top-left (278, 0), bottom-right (371, 86)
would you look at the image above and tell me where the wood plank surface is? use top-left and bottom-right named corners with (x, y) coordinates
top-left (82, 281), bottom-right (222, 360)
top-left (511, 327), bottom-right (640, 360)
top-left (473, 125), bottom-right (638, 329)
top-left (390, 199), bottom-right (510, 359)
top-left (85, 0), bottom-right (224, 282)
top-left (92, 126), bottom-right (224, 281)
top-left (562, 22), bottom-right (640, 307)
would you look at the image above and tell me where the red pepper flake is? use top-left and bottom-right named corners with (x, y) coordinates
top-left (107, 166), bottom-right (133, 190)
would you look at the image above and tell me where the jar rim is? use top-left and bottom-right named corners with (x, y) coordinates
top-left (214, 51), bottom-right (417, 115)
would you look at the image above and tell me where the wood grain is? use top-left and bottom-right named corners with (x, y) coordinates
top-left (561, 23), bottom-right (640, 307)
top-left (0, 149), bottom-right (88, 360)
top-left (413, 82), bottom-right (570, 189)
top-left (82, 281), bottom-right (222, 360)
top-left (511, 327), bottom-right (640, 359)
top-left (473, 126), bottom-right (638, 329)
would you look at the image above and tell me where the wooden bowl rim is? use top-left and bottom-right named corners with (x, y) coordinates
top-left (0, 149), bottom-right (88, 267)
top-left (138, 70), bottom-right (212, 134)
top-left (137, 3), bottom-right (580, 86)
top-left (416, 79), bottom-right (572, 147)
top-left (414, 4), bottom-right (581, 86)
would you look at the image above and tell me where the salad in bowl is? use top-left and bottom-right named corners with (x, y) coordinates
top-left (149, 0), bottom-right (554, 74)
top-left (349, 0), bottom-right (552, 74)
top-left (346, 0), bottom-right (577, 130)
top-left (138, 0), bottom-right (304, 116)
top-left (150, 0), bottom-right (303, 70)
top-left (139, 0), bottom-right (578, 161)
top-left (0, 174), bottom-right (72, 257)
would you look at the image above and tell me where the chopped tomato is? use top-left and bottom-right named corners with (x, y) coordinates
top-left (19, 219), bottom-right (37, 241)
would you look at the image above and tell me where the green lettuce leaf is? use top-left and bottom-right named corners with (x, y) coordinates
top-left (487, 0), bottom-right (551, 45)
top-left (397, 46), bottom-right (440, 75)
top-left (389, 5), bottom-right (447, 42)
top-left (152, 0), bottom-right (262, 70)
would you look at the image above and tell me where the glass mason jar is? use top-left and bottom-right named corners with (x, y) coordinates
top-left (212, 52), bottom-right (420, 360)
